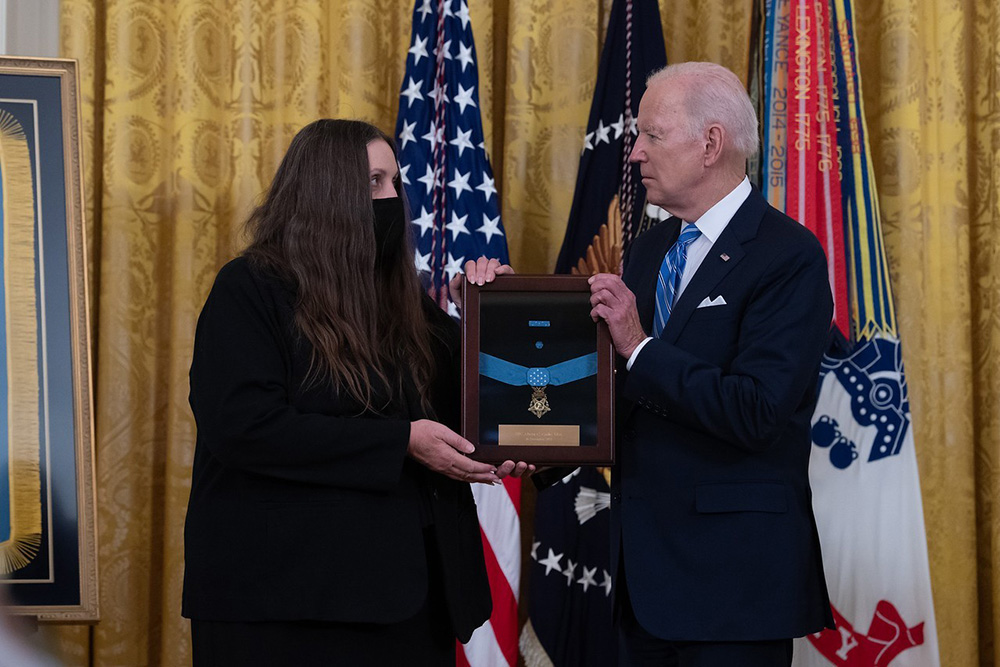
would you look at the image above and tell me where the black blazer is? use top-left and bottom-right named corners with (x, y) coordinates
top-left (614, 187), bottom-right (835, 641)
top-left (182, 257), bottom-right (491, 642)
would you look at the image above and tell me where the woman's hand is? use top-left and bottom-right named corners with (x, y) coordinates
top-left (408, 419), bottom-right (500, 484)
top-left (448, 256), bottom-right (515, 309)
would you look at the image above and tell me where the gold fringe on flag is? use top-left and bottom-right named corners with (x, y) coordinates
top-left (0, 110), bottom-right (43, 575)
top-left (519, 618), bottom-right (556, 667)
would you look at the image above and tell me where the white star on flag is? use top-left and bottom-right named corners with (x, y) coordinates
top-left (399, 164), bottom-right (410, 185)
top-left (450, 127), bottom-right (475, 157)
top-left (562, 559), bottom-right (577, 587)
top-left (600, 569), bottom-right (613, 597)
top-left (456, 42), bottom-right (474, 72)
top-left (446, 211), bottom-right (470, 240)
top-left (421, 123), bottom-right (444, 151)
top-left (453, 84), bottom-right (477, 114)
top-left (428, 80), bottom-right (449, 104)
top-left (400, 78), bottom-right (424, 108)
top-left (409, 35), bottom-right (429, 65)
top-left (477, 214), bottom-right (504, 243)
top-left (611, 113), bottom-right (625, 139)
top-left (399, 119), bottom-right (417, 148)
top-left (594, 119), bottom-right (611, 145)
top-left (448, 168), bottom-right (473, 199)
top-left (539, 548), bottom-right (563, 576)
top-left (476, 173), bottom-right (497, 201)
top-left (444, 252), bottom-right (465, 280)
top-left (412, 206), bottom-right (434, 236)
top-left (417, 164), bottom-right (437, 194)
top-left (456, 1), bottom-right (471, 29)
top-left (416, 0), bottom-right (432, 22)
top-left (435, 39), bottom-right (453, 60)
top-left (414, 249), bottom-right (431, 272)
top-left (578, 566), bottom-right (598, 593)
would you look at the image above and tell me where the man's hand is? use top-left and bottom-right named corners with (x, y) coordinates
top-left (589, 273), bottom-right (647, 359)
top-left (408, 419), bottom-right (499, 484)
top-left (495, 460), bottom-right (536, 479)
top-left (448, 257), bottom-right (514, 309)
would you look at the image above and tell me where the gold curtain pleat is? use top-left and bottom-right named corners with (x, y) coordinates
top-left (52, 0), bottom-right (997, 665)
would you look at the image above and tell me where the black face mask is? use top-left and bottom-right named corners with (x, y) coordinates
top-left (372, 196), bottom-right (406, 267)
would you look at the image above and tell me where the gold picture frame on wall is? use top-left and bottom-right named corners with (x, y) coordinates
top-left (0, 57), bottom-right (98, 622)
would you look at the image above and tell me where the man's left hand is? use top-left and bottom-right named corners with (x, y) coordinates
top-left (589, 273), bottom-right (647, 359)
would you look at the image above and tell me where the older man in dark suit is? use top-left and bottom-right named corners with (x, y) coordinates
top-left (589, 61), bottom-right (835, 666)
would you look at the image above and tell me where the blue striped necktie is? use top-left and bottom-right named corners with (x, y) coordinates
top-left (653, 223), bottom-right (702, 337)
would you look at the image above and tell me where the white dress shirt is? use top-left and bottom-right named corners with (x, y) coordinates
top-left (626, 176), bottom-right (752, 369)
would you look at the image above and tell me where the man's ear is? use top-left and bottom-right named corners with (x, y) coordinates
top-left (703, 124), bottom-right (725, 167)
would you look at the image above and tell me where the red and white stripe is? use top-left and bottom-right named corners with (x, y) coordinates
top-left (457, 477), bottom-right (521, 667)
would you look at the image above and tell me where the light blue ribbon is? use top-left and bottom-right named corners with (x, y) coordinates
top-left (479, 352), bottom-right (598, 388)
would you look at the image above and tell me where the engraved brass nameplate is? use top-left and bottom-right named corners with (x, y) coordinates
top-left (498, 425), bottom-right (580, 447)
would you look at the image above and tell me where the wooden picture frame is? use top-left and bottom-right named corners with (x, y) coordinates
top-left (462, 275), bottom-right (614, 465)
top-left (0, 57), bottom-right (98, 622)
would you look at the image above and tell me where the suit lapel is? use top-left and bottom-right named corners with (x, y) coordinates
top-left (659, 189), bottom-right (767, 345)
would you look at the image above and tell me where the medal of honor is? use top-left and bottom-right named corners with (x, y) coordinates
top-left (528, 386), bottom-right (551, 418)
top-left (480, 352), bottom-right (597, 419)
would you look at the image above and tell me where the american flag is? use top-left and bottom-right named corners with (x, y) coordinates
top-left (395, 0), bottom-right (509, 316)
top-left (394, 2), bottom-right (520, 666)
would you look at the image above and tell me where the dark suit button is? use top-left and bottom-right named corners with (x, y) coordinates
top-left (432, 488), bottom-right (439, 499)
top-left (612, 493), bottom-right (621, 503)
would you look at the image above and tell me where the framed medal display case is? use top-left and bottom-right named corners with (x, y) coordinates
top-left (462, 275), bottom-right (614, 465)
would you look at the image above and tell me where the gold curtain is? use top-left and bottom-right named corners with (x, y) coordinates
top-left (52, 0), bottom-right (997, 665)
top-left (851, 1), bottom-right (1000, 664)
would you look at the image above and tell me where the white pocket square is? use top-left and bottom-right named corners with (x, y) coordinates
top-left (697, 295), bottom-right (727, 308)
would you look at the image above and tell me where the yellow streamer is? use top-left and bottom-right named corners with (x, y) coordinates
top-left (0, 110), bottom-right (43, 575)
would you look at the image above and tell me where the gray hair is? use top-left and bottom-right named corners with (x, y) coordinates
top-left (647, 62), bottom-right (760, 159)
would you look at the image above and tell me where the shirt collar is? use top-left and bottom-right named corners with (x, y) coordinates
top-left (688, 176), bottom-right (751, 243)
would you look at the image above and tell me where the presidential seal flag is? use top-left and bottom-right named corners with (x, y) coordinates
top-left (394, 2), bottom-right (519, 666)
top-left (521, 2), bottom-right (665, 666)
top-left (554, 0), bottom-right (667, 275)
top-left (755, 0), bottom-right (940, 663)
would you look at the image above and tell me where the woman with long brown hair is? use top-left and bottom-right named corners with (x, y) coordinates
top-left (182, 119), bottom-right (529, 665)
